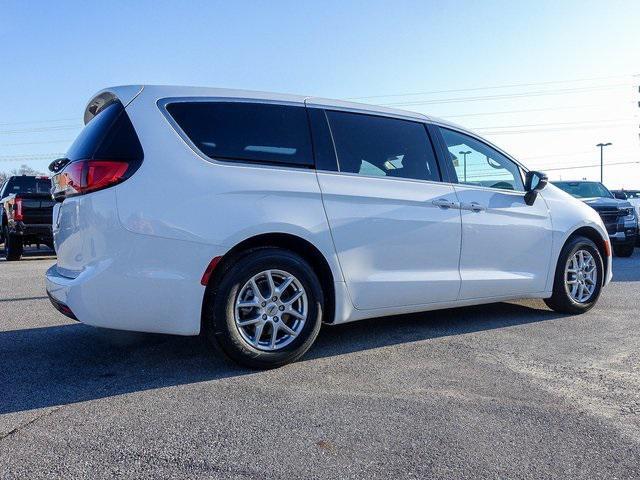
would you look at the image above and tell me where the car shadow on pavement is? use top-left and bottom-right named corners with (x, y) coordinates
top-left (308, 300), bottom-right (564, 361)
top-left (0, 300), bottom-right (564, 415)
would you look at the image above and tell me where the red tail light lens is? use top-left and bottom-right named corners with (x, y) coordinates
top-left (53, 160), bottom-right (133, 200)
top-left (86, 161), bottom-right (129, 191)
top-left (14, 196), bottom-right (23, 221)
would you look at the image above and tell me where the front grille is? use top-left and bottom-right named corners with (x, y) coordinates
top-left (591, 206), bottom-right (620, 234)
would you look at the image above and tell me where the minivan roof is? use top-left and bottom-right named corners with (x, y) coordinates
top-left (85, 85), bottom-right (465, 131)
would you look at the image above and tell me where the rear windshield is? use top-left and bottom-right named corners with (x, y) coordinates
top-left (4, 177), bottom-right (51, 195)
top-left (166, 102), bottom-right (314, 167)
top-left (554, 182), bottom-right (613, 199)
top-left (66, 101), bottom-right (143, 161)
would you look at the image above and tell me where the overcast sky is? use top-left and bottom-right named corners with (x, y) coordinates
top-left (1, 0), bottom-right (638, 188)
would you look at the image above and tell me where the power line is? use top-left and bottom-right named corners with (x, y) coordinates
top-left (543, 160), bottom-right (640, 172)
top-left (0, 139), bottom-right (73, 147)
top-left (0, 125), bottom-right (80, 135)
top-left (347, 73), bottom-right (636, 100)
top-left (0, 153), bottom-right (64, 163)
top-left (380, 83), bottom-right (630, 107)
top-left (529, 155), bottom-right (640, 170)
top-left (482, 122), bottom-right (636, 136)
top-left (473, 117), bottom-right (638, 131)
top-left (0, 117), bottom-right (77, 127)
top-left (440, 102), bottom-right (638, 119)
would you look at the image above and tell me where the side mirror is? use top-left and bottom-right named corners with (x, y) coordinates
top-left (613, 191), bottom-right (627, 200)
top-left (524, 171), bottom-right (548, 206)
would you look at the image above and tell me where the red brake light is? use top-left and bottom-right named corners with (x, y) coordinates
top-left (86, 161), bottom-right (129, 191)
top-left (14, 196), bottom-right (23, 221)
top-left (53, 159), bottom-right (132, 200)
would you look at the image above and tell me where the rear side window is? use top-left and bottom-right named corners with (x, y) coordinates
top-left (166, 102), bottom-right (313, 167)
top-left (325, 111), bottom-right (440, 182)
top-left (4, 177), bottom-right (51, 194)
top-left (66, 101), bottom-right (143, 162)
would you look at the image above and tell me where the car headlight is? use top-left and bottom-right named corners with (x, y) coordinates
top-left (620, 207), bottom-right (637, 221)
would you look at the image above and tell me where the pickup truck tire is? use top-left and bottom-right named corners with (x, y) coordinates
top-left (2, 227), bottom-right (23, 261)
top-left (613, 243), bottom-right (635, 258)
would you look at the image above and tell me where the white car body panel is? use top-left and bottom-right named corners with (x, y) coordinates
top-left (453, 185), bottom-right (553, 299)
top-left (45, 85), bottom-right (612, 336)
top-left (317, 172), bottom-right (462, 310)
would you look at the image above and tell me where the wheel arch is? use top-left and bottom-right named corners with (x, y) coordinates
top-left (201, 232), bottom-right (337, 333)
top-left (564, 226), bottom-right (609, 284)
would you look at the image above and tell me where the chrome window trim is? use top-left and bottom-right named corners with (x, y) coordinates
top-left (157, 96), bottom-right (530, 194)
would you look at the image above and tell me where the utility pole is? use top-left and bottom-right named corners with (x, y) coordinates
top-left (596, 142), bottom-right (612, 183)
top-left (459, 150), bottom-right (471, 182)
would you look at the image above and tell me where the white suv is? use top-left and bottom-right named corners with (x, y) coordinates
top-left (46, 85), bottom-right (612, 368)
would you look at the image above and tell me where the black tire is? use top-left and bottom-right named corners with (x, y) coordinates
top-left (204, 248), bottom-right (324, 369)
top-left (544, 236), bottom-right (603, 314)
top-left (613, 243), bottom-right (635, 258)
top-left (3, 227), bottom-right (23, 261)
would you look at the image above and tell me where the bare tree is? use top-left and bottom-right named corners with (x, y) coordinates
top-left (10, 164), bottom-right (47, 176)
top-left (0, 164), bottom-right (49, 185)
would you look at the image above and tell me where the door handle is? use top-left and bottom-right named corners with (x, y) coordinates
top-left (432, 198), bottom-right (457, 209)
top-left (462, 202), bottom-right (487, 212)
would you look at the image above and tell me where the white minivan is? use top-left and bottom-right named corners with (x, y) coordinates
top-left (46, 85), bottom-right (612, 368)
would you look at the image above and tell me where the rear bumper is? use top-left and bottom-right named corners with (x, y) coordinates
top-left (45, 234), bottom-right (224, 336)
top-left (46, 289), bottom-right (78, 321)
top-left (9, 222), bottom-right (52, 242)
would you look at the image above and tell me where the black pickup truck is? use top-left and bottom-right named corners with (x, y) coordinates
top-left (0, 175), bottom-right (54, 260)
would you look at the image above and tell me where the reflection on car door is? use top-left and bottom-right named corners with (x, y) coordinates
top-left (314, 110), bottom-right (462, 310)
top-left (435, 126), bottom-right (553, 299)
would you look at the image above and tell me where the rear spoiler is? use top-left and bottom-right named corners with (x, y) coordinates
top-left (83, 85), bottom-right (144, 124)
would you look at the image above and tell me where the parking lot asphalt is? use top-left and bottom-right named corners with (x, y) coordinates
top-left (1, 248), bottom-right (640, 479)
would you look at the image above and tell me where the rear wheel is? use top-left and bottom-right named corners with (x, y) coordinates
top-left (544, 236), bottom-right (603, 314)
top-left (204, 248), bottom-right (324, 369)
top-left (613, 242), bottom-right (634, 258)
top-left (3, 227), bottom-right (23, 261)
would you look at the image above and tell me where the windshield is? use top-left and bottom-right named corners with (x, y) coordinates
top-left (553, 181), bottom-right (613, 199)
top-left (4, 176), bottom-right (52, 195)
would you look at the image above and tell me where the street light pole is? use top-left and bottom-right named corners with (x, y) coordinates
top-left (596, 142), bottom-right (612, 183)
top-left (459, 150), bottom-right (472, 182)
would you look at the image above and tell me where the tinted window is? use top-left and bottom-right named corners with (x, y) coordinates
top-left (326, 111), bottom-right (440, 182)
top-left (438, 127), bottom-right (524, 191)
top-left (166, 102), bottom-right (313, 167)
top-left (553, 182), bottom-right (613, 199)
top-left (5, 177), bottom-right (51, 194)
top-left (66, 101), bottom-right (143, 162)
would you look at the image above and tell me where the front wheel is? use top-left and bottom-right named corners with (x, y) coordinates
top-left (613, 243), bottom-right (634, 258)
top-left (544, 236), bottom-right (603, 314)
top-left (204, 248), bottom-right (324, 369)
top-left (3, 227), bottom-right (23, 261)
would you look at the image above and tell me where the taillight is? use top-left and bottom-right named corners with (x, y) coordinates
top-left (53, 159), bottom-right (134, 201)
top-left (14, 196), bottom-right (23, 221)
top-left (86, 161), bottom-right (129, 191)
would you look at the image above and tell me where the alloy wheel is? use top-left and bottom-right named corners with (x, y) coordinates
top-left (234, 269), bottom-right (307, 351)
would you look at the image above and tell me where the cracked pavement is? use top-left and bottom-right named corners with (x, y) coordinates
top-left (1, 247), bottom-right (640, 479)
